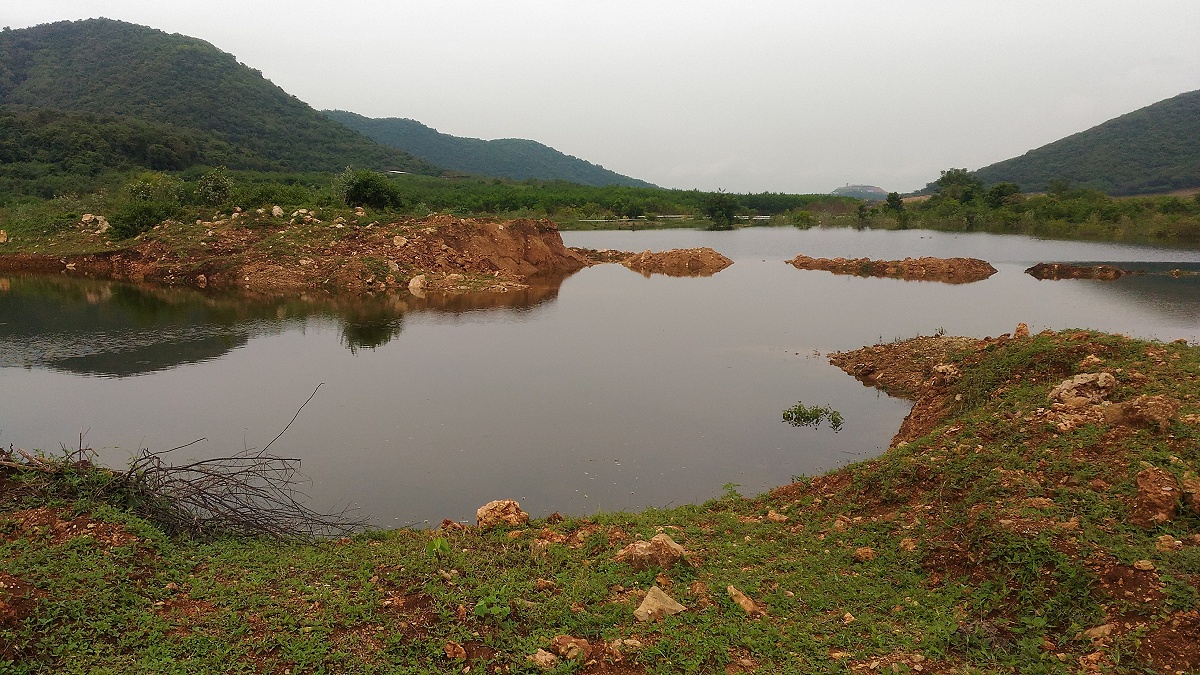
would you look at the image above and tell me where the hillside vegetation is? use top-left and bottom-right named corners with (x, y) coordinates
top-left (972, 89), bottom-right (1200, 196)
top-left (325, 111), bottom-right (655, 188)
top-left (0, 19), bottom-right (439, 175)
top-left (0, 106), bottom-right (282, 199)
top-left (860, 169), bottom-right (1200, 246)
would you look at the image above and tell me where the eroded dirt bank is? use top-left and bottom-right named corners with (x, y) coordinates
top-left (788, 253), bottom-right (997, 284)
top-left (0, 215), bottom-right (590, 294)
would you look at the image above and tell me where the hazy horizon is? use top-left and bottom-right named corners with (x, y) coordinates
top-left (6, 1), bottom-right (1199, 194)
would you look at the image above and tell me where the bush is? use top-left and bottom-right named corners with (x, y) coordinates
top-left (337, 168), bottom-right (403, 209)
top-left (109, 171), bottom-right (187, 238)
top-left (110, 199), bottom-right (179, 238)
top-left (194, 166), bottom-right (233, 205)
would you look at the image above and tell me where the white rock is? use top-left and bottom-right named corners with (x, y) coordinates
top-left (634, 585), bottom-right (686, 622)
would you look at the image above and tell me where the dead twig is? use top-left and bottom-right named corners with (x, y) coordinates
top-left (2, 386), bottom-right (365, 540)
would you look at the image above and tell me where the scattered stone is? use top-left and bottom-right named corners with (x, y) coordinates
top-left (1182, 477), bottom-right (1200, 515)
top-left (1014, 322), bottom-right (1030, 338)
top-left (1048, 372), bottom-right (1116, 407)
top-left (0, 230), bottom-right (7, 243)
top-left (853, 547), bottom-right (876, 562)
top-left (195, 274), bottom-right (207, 288)
top-left (1080, 354), bottom-right (1104, 369)
top-left (81, 214), bottom-right (96, 224)
top-left (614, 533), bottom-right (690, 570)
top-left (766, 510), bottom-right (789, 523)
top-left (271, 205), bottom-right (284, 218)
top-left (1130, 467), bottom-right (1179, 527)
top-left (408, 274), bottom-right (426, 294)
top-left (1083, 624), bottom-right (1114, 641)
top-left (549, 635), bottom-right (592, 661)
top-left (476, 500), bottom-right (529, 529)
top-left (535, 578), bottom-right (557, 592)
top-left (898, 537), bottom-right (918, 552)
top-left (528, 649), bottom-right (558, 670)
top-left (634, 585), bottom-right (686, 622)
top-left (1023, 497), bottom-right (1055, 510)
top-left (726, 585), bottom-right (766, 617)
top-left (1133, 559), bottom-right (1156, 571)
top-left (1104, 395), bottom-right (1181, 431)
top-left (446, 273), bottom-right (465, 282)
top-left (1156, 535), bottom-right (1183, 552)
top-left (444, 641), bottom-right (466, 659)
top-left (842, 612), bottom-right (856, 624)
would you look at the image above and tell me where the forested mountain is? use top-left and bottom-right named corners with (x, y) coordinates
top-left (0, 19), bottom-right (440, 175)
top-left (973, 89), bottom-right (1200, 195)
top-left (324, 110), bottom-right (655, 188)
top-left (0, 106), bottom-right (277, 173)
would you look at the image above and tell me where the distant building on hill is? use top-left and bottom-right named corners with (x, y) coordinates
top-left (831, 184), bottom-right (888, 201)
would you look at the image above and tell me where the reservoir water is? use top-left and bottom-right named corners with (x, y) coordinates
top-left (3, 227), bottom-right (1199, 526)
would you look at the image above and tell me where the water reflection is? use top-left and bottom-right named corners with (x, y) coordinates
top-left (0, 273), bottom-right (573, 376)
top-left (1047, 263), bottom-right (1200, 327)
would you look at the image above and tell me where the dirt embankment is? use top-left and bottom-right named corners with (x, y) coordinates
top-left (788, 254), bottom-right (997, 284)
top-left (829, 334), bottom-right (985, 447)
top-left (0, 215), bottom-right (589, 294)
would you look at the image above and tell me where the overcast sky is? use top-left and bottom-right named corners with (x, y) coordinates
top-left (6, 1), bottom-right (1200, 193)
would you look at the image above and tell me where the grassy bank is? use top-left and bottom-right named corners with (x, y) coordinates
top-left (3, 330), bottom-right (1199, 673)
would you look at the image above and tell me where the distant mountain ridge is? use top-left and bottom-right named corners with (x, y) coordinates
top-left (324, 111), bottom-right (655, 188)
top-left (0, 19), bottom-right (440, 174)
top-left (973, 89), bottom-right (1200, 196)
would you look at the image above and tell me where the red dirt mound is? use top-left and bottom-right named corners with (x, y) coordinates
top-left (788, 254), bottom-right (996, 284)
top-left (620, 248), bottom-right (734, 277)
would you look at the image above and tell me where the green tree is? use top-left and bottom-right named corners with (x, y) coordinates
top-left (983, 182), bottom-right (1021, 209)
top-left (701, 191), bottom-right (738, 230)
top-left (885, 192), bottom-right (904, 213)
top-left (935, 168), bottom-right (984, 203)
top-left (1046, 178), bottom-right (1072, 197)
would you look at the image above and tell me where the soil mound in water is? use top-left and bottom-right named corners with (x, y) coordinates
top-left (788, 253), bottom-right (996, 284)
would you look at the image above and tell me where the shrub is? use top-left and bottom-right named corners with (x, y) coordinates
top-left (109, 171), bottom-right (186, 238)
top-left (194, 166), bottom-right (233, 205)
top-left (337, 168), bottom-right (403, 209)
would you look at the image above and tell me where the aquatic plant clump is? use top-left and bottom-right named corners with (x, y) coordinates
top-left (782, 402), bottom-right (844, 431)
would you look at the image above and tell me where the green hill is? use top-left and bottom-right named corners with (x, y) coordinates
top-left (323, 110), bottom-right (655, 188)
top-left (0, 19), bottom-right (440, 175)
top-left (973, 89), bottom-right (1200, 195)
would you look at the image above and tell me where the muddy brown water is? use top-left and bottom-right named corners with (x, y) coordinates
top-left (3, 227), bottom-right (1199, 526)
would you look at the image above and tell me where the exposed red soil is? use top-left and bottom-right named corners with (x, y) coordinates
top-left (620, 247), bottom-right (734, 277)
top-left (827, 334), bottom-right (982, 447)
top-left (3, 506), bottom-right (138, 548)
top-left (787, 254), bottom-right (997, 284)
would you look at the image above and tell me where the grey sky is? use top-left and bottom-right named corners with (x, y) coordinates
top-left (6, 1), bottom-right (1200, 193)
